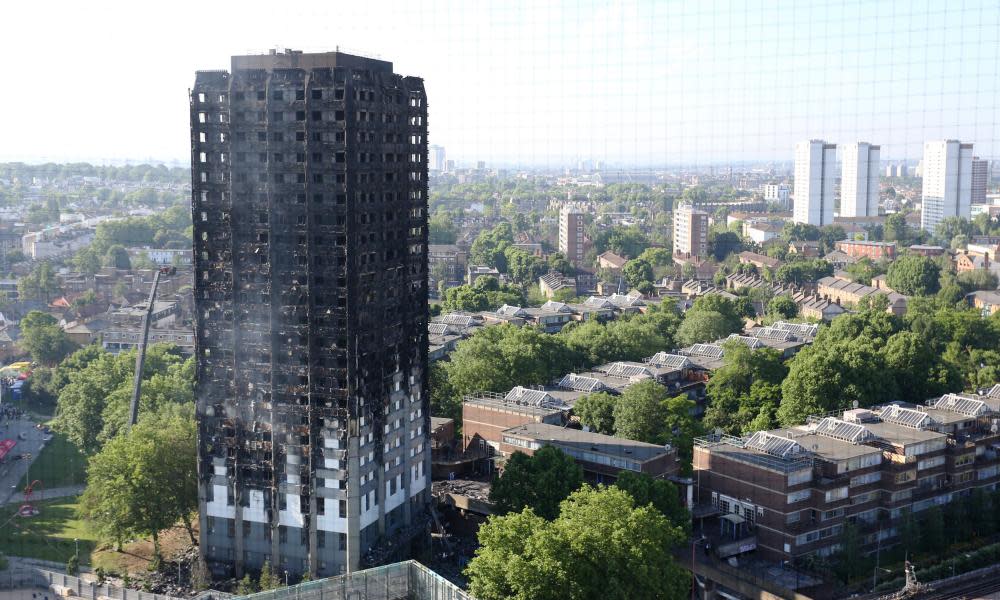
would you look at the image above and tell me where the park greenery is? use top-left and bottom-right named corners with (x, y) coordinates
top-left (79, 403), bottom-right (197, 553)
top-left (16, 343), bottom-right (200, 562)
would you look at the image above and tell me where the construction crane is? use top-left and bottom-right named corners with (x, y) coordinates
top-left (127, 269), bottom-right (164, 429)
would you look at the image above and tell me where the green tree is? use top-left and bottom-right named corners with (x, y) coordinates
top-left (767, 295), bottom-right (798, 319)
top-left (921, 506), bottom-right (945, 553)
top-left (886, 255), bottom-right (941, 296)
top-left (662, 395), bottom-right (703, 471)
top-left (547, 252), bottom-right (573, 275)
top-left (613, 380), bottom-right (668, 444)
top-left (429, 362), bottom-right (460, 422)
top-left (469, 223), bottom-right (515, 269)
top-left (955, 269), bottom-right (998, 294)
top-left (428, 212), bottom-right (459, 244)
top-left (777, 338), bottom-right (893, 426)
top-left (613, 471), bottom-right (690, 535)
top-left (443, 325), bottom-right (577, 401)
top-left (258, 559), bottom-right (279, 590)
top-left (79, 403), bottom-right (198, 551)
top-left (637, 247), bottom-right (671, 267)
top-left (489, 446), bottom-right (584, 520)
top-left (441, 277), bottom-right (525, 312)
top-left (466, 486), bottom-right (689, 600)
top-left (845, 258), bottom-right (886, 285)
top-left (573, 392), bottom-right (617, 434)
top-left (884, 213), bottom-right (910, 244)
top-left (676, 311), bottom-right (732, 346)
top-left (774, 259), bottom-right (833, 286)
top-left (504, 247), bottom-right (548, 286)
top-left (66, 553), bottom-right (80, 576)
top-left (704, 342), bottom-right (787, 435)
top-left (832, 522), bottom-right (866, 583)
top-left (54, 345), bottom-right (192, 454)
top-left (17, 261), bottom-right (60, 301)
top-left (709, 230), bottom-right (742, 260)
top-left (622, 258), bottom-right (654, 288)
top-left (104, 244), bottom-right (132, 270)
top-left (883, 331), bottom-right (945, 401)
top-left (606, 226), bottom-right (650, 258)
top-left (237, 575), bottom-right (259, 595)
top-left (72, 246), bottom-right (103, 275)
top-left (19, 310), bottom-right (75, 365)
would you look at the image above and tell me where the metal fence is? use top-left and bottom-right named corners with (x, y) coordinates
top-left (0, 564), bottom-right (182, 600)
top-left (1, 559), bottom-right (468, 600)
top-left (232, 561), bottom-right (471, 600)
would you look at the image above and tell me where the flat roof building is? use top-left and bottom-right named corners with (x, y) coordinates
top-left (693, 393), bottom-right (1000, 564)
top-left (500, 422), bottom-right (678, 483)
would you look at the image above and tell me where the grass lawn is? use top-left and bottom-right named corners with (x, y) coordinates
top-left (18, 432), bottom-right (87, 489)
top-left (0, 496), bottom-right (98, 565)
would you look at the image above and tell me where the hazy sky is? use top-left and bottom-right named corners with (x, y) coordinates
top-left (2, 0), bottom-right (998, 167)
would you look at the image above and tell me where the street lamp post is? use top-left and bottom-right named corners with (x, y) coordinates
top-left (74, 538), bottom-right (79, 557)
top-left (284, 570), bottom-right (289, 586)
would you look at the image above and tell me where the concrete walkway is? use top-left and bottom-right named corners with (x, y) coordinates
top-left (3, 485), bottom-right (85, 506)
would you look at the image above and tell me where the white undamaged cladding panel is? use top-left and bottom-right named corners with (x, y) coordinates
top-left (279, 451), bottom-right (305, 527)
top-left (207, 464), bottom-right (236, 518)
top-left (361, 490), bottom-right (379, 528)
top-left (316, 497), bottom-right (348, 533)
top-left (409, 461), bottom-right (427, 497)
top-left (244, 489), bottom-right (268, 523)
top-left (385, 474), bottom-right (406, 513)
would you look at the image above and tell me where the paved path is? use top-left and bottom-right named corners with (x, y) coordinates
top-left (3, 485), bottom-right (85, 505)
top-left (0, 418), bottom-right (49, 506)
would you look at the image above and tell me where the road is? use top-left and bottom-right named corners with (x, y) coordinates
top-left (0, 415), bottom-right (49, 506)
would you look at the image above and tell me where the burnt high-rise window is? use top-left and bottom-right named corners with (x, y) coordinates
top-left (190, 49), bottom-right (429, 579)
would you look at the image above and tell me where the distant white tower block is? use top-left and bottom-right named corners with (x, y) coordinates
top-left (841, 142), bottom-right (880, 218)
top-left (793, 140), bottom-right (837, 226)
top-left (920, 140), bottom-right (973, 232)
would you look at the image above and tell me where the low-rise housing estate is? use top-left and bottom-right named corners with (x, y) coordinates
top-left (693, 391), bottom-right (1000, 564)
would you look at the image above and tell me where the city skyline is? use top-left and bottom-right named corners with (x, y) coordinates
top-left (2, 0), bottom-right (999, 166)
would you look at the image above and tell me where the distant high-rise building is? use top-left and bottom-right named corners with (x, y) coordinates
top-left (920, 140), bottom-right (974, 232)
top-left (190, 50), bottom-right (430, 579)
top-left (429, 145), bottom-right (445, 172)
top-left (793, 140), bottom-right (837, 225)
top-left (558, 204), bottom-right (586, 265)
top-left (972, 157), bottom-right (989, 206)
top-left (885, 165), bottom-right (894, 178)
top-left (476, 160), bottom-right (485, 170)
top-left (673, 204), bottom-right (709, 260)
top-left (894, 163), bottom-right (907, 178)
top-left (840, 142), bottom-right (880, 218)
top-left (762, 183), bottom-right (790, 207)
top-left (444, 159), bottom-right (455, 171)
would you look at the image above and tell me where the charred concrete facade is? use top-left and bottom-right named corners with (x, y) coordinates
top-left (190, 50), bottom-right (430, 579)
